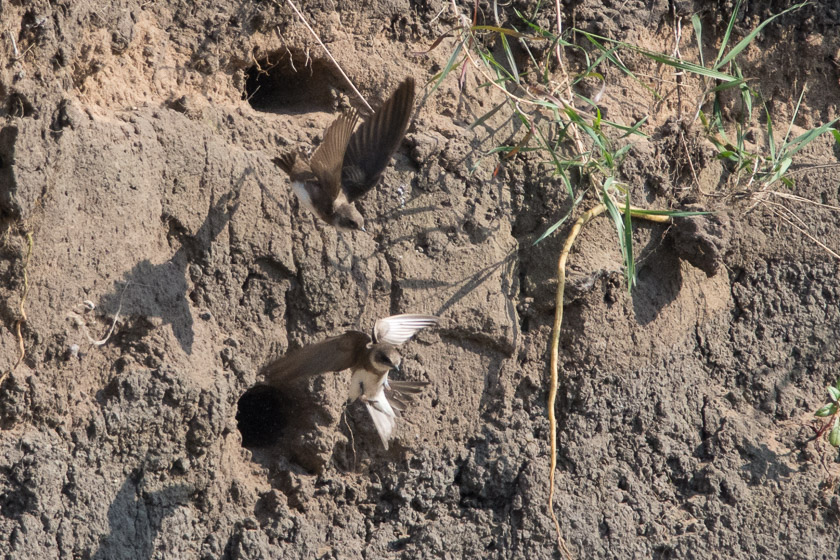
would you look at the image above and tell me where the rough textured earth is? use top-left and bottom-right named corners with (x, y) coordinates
top-left (1, 1), bottom-right (840, 558)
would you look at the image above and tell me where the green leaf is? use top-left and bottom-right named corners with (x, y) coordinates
top-left (815, 403), bottom-right (837, 417)
top-left (767, 157), bottom-right (792, 186)
top-left (829, 386), bottom-right (840, 402)
top-left (707, 79), bottom-right (748, 94)
top-left (830, 424), bottom-right (840, 447)
top-left (636, 50), bottom-right (740, 82)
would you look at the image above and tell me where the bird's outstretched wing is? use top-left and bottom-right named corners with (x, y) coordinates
top-left (373, 314), bottom-right (439, 345)
top-left (309, 110), bottom-right (359, 200)
top-left (261, 331), bottom-right (370, 387)
top-left (342, 78), bottom-right (415, 201)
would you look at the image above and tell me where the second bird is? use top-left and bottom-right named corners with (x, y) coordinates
top-left (262, 314), bottom-right (438, 450)
top-left (274, 78), bottom-right (416, 232)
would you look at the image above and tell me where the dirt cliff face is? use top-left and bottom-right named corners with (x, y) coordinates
top-left (1, 1), bottom-right (839, 558)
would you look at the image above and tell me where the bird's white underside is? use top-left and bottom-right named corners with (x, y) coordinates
top-left (349, 368), bottom-right (396, 449)
top-left (291, 181), bottom-right (318, 216)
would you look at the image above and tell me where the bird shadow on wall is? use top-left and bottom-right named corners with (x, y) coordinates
top-left (90, 468), bottom-right (191, 560)
top-left (97, 173), bottom-right (247, 355)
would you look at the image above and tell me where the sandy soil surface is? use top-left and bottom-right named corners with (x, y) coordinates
top-left (1, 1), bottom-right (840, 558)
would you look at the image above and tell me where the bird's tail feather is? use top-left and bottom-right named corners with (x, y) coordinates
top-left (364, 399), bottom-right (396, 450)
top-left (385, 380), bottom-right (428, 416)
top-left (273, 152), bottom-right (297, 174)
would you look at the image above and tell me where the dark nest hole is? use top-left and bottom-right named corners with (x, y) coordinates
top-left (236, 385), bottom-right (290, 448)
top-left (244, 50), bottom-right (340, 114)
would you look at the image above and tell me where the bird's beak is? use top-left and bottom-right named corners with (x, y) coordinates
top-left (360, 226), bottom-right (367, 233)
top-left (393, 363), bottom-right (400, 372)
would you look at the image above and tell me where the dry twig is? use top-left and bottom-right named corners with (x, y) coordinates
top-left (282, 0), bottom-right (373, 112)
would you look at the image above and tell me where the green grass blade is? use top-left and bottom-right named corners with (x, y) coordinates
top-left (781, 86), bottom-right (807, 149)
top-left (499, 33), bottom-right (521, 85)
top-left (779, 118), bottom-right (840, 160)
top-left (707, 79), bottom-right (748, 94)
top-left (713, 0), bottom-right (742, 68)
top-left (623, 193), bottom-right (635, 291)
top-left (627, 209), bottom-right (711, 217)
top-left (422, 40), bottom-right (463, 106)
top-left (601, 182), bottom-right (632, 290)
top-left (691, 14), bottom-right (705, 68)
top-left (604, 116), bottom-right (649, 138)
top-left (532, 188), bottom-right (585, 246)
top-left (735, 65), bottom-right (752, 121)
top-left (469, 100), bottom-right (509, 130)
top-left (766, 157), bottom-right (792, 186)
top-left (469, 25), bottom-right (545, 40)
top-left (715, 2), bottom-right (808, 69)
top-left (643, 51), bottom-right (740, 82)
top-left (764, 101), bottom-right (776, 162)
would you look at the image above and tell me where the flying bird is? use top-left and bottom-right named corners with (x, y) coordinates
top-left (262, 313), bottom-right (438, 449)
top-left (273, 78), bottom-right (416, 232)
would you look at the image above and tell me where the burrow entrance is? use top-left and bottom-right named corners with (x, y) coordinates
top-left (244, 49), bottom-right (340, 114)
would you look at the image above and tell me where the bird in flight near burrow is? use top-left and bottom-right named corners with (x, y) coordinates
top-left (273, 78), bottom-right (415, 232)
top-left (261, 313), bottom-right (438, 449)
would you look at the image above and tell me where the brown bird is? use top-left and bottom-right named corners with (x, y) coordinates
top-left (262, 313), bottom-right (439, 449)
top-left (273, 78), bottom-right (416, 232)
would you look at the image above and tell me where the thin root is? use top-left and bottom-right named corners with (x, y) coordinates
top-left (1, 231), bottom-right (33, 387)
top-left (548, 204), bottom-right (672, 558)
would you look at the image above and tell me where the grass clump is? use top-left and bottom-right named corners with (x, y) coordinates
top-left (422, 0), bottom-right (839, 555)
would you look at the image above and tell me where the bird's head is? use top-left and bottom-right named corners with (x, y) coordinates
top-left (334, 204), bottom-right (366, 232)
top-left (371, 345), bottom-right (401, 374)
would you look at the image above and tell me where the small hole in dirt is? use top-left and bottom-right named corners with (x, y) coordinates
top-left (6, 93), bottom-right (36, 119)
top-left (236, 384), bottom-right (289, 447)
top-left (244, 50), bottom-right (338, 114)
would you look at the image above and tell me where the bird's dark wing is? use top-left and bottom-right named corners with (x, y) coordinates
top-left (385, 380), bottom-right (429, 416)
top-left (261, 331), bottom-right (371, 387)
top-left (309, 110), bottom-right (359, 200)
top-left (373, 314), bottom-right (439, 345)
top-left (341, 78), bottom-right (415, 202)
